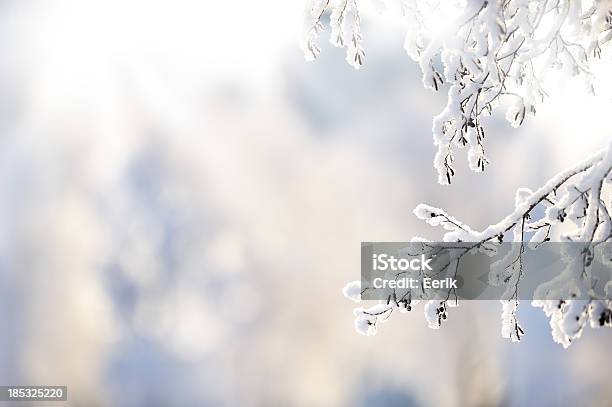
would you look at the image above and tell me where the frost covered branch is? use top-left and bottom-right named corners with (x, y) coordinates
top-left (302, 0), bottom-right (612, 183)
top-left (413, 139), bottom-right (612, 346)
top-left (343, 141), bottom-right (611, 345)
top-left (302, 0), bottom-right (612, 346)
top-left (301, 0), bottom-right (365, 69)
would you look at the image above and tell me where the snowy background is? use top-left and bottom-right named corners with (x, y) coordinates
top-left (0, 1), bottom-right (610, 406)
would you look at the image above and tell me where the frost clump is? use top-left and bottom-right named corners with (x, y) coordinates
top-left (342, 281), bottom-right (362, 303)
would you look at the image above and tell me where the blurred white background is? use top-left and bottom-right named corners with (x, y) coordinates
top-left (0, 1), bottom-right (610, 406)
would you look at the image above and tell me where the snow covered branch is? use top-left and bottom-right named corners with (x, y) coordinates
top-left (301, 0), bottom-right (365, 69)
top-left (302, 0), bottom-right (612, 346)
top-left (302, 0), bottom-right (612, 183)
top-left (343, 139), bottom-right (611, 346)
top-left (414, 139), bottom-right (612, 345)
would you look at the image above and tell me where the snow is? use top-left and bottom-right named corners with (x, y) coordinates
top-left (306, 0), bottom-right (612, 346)
top-left (342, 281), bottom-right (362, 303)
